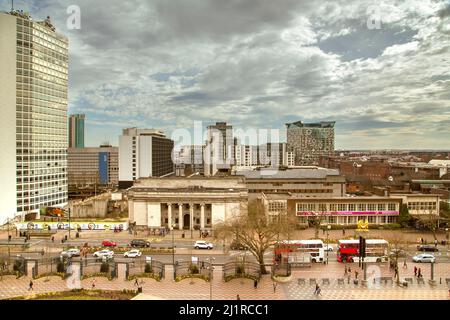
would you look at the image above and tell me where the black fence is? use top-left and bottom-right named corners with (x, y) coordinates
top-left (127, 257), bottom-right (165, 280)
top-left (174, 259), bottom-right (212, 281)
top-left (223, 259), bottom-right (261, 282)
top-left (31, 256), bottom-right (70, 278)
top-left (78, 257), bottom-right (116, 279)
top-left (0, 254), bottom-right (25, 276)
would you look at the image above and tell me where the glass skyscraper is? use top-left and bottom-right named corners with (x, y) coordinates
top-left (69, 114), bottom-right (85, 148)
top-left (0, 11), bottom-right (68, 221)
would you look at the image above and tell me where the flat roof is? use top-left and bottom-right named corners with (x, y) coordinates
top-left (236, 167), bottom-right (341, 179)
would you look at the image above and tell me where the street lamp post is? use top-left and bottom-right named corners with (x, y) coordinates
top-left (68, 207), bottom-right (71, 239)
top-left (207, 257), bottom-right (215, 300)
top-left (326, 224), bottom-right (331, 264)
top-left (171, 224), bottom-right (176, 266)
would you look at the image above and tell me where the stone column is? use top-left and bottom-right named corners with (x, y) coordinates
top-left (200, 203), bottom-right (205, 229)
top-left (178, 203), bottom-right (183, 230)
top-left (168, 203), bottom-right (172, 228)
top-left (189, 203), bottom-right (194, 230)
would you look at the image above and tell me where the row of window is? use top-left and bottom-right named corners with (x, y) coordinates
top-left (296, 202), bottom-right (398, 212)
top-left (407, 202), bottom-right (437, 210)
top-left (250, 189), bottom-right (333, 193)
top-left (296, 215), bottom-right (397, 224)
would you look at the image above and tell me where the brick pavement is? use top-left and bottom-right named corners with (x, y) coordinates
top-left (1, 261), bottom-right (449, 300)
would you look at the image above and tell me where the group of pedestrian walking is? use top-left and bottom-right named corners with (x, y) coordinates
top-left (414, 266), bottom-right (423, 278)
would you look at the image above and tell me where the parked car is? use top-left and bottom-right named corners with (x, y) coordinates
top-left (194, 240), bottom-right (213, 250)
top-left (124, 249), bottom-right (142, 258)
top-left (60, 248), bottom-right (80, 258)
top-left (102, 240), bottom-right (117, 247)
top-left (93, 249), bottom-right (114, 259)
top-left (130, 239), bottom-right (151, 248)
top-left (324, 244), bottom-right (334, 252)
top-left (412, 253), bottom-right (436, 263)
top-left (417, 245), bottom-right (438, 252)
top-left (230, 240), bottom-right (248, 250)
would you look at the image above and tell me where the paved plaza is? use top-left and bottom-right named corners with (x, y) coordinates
top-left (1, 261), bottom-right (448, 300)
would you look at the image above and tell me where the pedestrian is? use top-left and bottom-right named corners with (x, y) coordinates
top-left (403, 259), bottom-right (407, 269)
top-left (394, 267), bottom-right (398, 279)
top-left (28, 280), bottom-right (33, 291)
top-left (355, 270), bottom-right (359, 280)
top-left (273, 282), bottom-right (277, 293)
top-left (418, 268), bottom-right (422, 278)
top-left (314, 284), bottom-right (321, 295)
top-left (434, 239), bottom-right (438, 247)
top-left (421, 238), bottom-right (424, 244)
top-left (344, 265), bottom-right (348, 276)
top-left (348, 267), bottom-right (351, 274)
top-left (414, 266), bottom-right (417, 277)
top-left (236, 294), bottom-right (240, 300)
top-left (91, 279), bottom-right (96, 289)
top-left (134, 278), bottom-right (139, 286)
top-left (51, 236), bottom-right (54, 243)
top-left (253, 279), bottom-right (258, 289)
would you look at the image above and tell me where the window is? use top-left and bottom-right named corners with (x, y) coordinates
top-left (318, 203), bottom-right (327, 211)
top-left (377, 203), bottom-right (385, 211)
top-left (357, 203), bottom-right (366, 211)
top-left (348, 204), bottom-right (356, 211)
top-left (388, 203), bottom-right (396, 211)
top-left (368, 204), bottom-right (377, 211)
top-left (387, 216), bottom-right (397, 223)
top-left (329, 204), bottom-right (337, 211)
top-left (338, 203), bottom-right (347, 211)
top-left (368, 216), bottom-right (376, 223)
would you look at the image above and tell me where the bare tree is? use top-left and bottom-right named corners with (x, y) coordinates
top-left (215, 200), bottom-right (295, 274)
top-left (388, 234), bottom-right (408, 285)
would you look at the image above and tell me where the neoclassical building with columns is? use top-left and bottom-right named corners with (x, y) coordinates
top-left (127, 176), bottom-right (248, 230)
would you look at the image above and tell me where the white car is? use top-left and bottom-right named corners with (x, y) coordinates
top-left (124, 249), bottom-right (142, 258)
top-left (412, 253), bottom-right (436, 263)
top-left (93, 249), bottom-right (114, 259)
top-left (324, 244), bottom-right (334, 252)
top-left (60, 248), bottom-right (80, 258)
top-left (194, 240), bottom-right (213, 250)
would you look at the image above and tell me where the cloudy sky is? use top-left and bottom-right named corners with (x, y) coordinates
top-left (3, 0), bottom-right (450, 149)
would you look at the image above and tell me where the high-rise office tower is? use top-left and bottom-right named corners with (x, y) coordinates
top-left (286, 121), bottom-right (335, 166)
top-left (69, 114), bottom-right (85, 148)
top-left (118, 128), bottom-right (174, 189)
top-left (0, 11), bottom-right (68, 222)
top-left (204, 122), bottom-right (235, 176)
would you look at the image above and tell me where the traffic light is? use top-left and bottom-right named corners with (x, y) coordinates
top-left (359, 236), bottom-right (366, 258)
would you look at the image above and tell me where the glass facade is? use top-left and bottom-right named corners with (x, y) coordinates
top-left (15, 16), bottom-right (68, 213)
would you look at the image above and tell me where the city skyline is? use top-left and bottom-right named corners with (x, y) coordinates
top-left (1, 0), bottom-right (449, 150)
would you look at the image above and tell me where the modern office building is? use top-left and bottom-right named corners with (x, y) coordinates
top-left (128, 176), bottom-right (248, 231)
top-left (174, 145), bottom-right (205, 176)
top-left (0, 11), bottom-right (68, 221)
top-left (234, 143), bottom-right (295, 170)
top-left (118, 128), bottom-right (174, 189)
top-left (204, 122), bottom-right (235, 176)
top-left (286, 121), bottom-right (335, 166)
top-left (236, 167), bottom-right (346, 199)
top-left (67, 145), bottom-right (118, 188)
top-left (68, 113), bottom-right (85, 148)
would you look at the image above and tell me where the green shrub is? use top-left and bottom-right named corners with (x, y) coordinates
top-left (56, 261), bottom-right (65, 273)
top-left (189, 264), bottom-right (199, 274)
top-left (100, 262), bottom-right (110, 273)
top-left (235, 264), bottom-right (244, 274)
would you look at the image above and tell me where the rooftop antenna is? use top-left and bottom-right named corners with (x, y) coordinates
top-left (11, 0), bottom-right (14, 12)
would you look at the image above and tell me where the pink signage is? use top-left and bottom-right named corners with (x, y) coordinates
top-left (296, 211), bottom-right (399, 216)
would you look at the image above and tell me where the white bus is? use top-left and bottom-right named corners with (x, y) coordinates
top-left (274, 239), bottom-right (325, 264)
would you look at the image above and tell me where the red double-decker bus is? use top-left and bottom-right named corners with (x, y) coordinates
top-left (337, 239), bottom-right (388, 263)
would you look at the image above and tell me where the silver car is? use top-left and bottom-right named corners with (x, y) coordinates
top-left (412, 253), bottom-right (436, 263)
